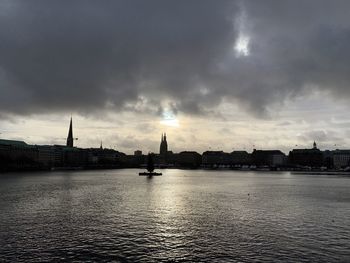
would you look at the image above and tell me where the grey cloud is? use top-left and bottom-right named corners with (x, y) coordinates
top-left (1, 1), bottom-right (350, 118)
top-left (116, 135), bottom-right (158, 153)
top-left (276, 121), bottom-right (292, 127)
top-left (298, 130), bottom-right (343, 145)
top-left (134, 123), bottom-right (155, 134)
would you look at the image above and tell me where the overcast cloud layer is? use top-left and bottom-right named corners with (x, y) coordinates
top-left (1, 0), bottom-right (350, 118)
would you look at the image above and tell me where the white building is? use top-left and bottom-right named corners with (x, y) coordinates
top-left (333, 150), bottom-right (350, 169)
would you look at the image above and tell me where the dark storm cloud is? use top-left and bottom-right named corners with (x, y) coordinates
top-left (0, 0), bottom-right (350, 117)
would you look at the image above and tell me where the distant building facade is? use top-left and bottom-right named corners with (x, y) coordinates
top-left (252, 149), bottom-right (286, 167)
top-left (176, 151), bottom-right (202, 168)
top-left (37, 145), bottom-right (55, 167)
top-left (231, 151), bottom-right (252, 165)
top-left (202, 151), bottom-right (231, 167)
top-left (134, 150), bottom-right (142, 156)
top-left (0, 139), bottom-right (39, 170)
top-left (333, 150), bottom-right (350, 169)
top-left (289, 142), bottom-right (323, 167)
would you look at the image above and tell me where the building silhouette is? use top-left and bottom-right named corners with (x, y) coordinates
top-left (159, 133), bottom-right (168, 155)
top-left (202, 151), bottom-right (231, 167)
top-left (231, 151), bottom-right (252, 165)
top-left (3, 116), bottom-right (350, 172)
top-left (66, 117), bottom-right (74, 147)
top-left (252, 149), bottom-right (286, 167)
top-left (332, 150), bottom-right (350, 169)
top-left (289, 141), bottom-right (323, 167)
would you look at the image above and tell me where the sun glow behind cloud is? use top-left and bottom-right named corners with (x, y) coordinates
top-left (160, 109), bottom-right (179, 127)
top-left (160, 118), bottom-right (179, 127)
top-left (234, 35), bottom-right (250, 56)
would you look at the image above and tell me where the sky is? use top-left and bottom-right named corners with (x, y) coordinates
top-left (1, 0), bottom-right (350, 154)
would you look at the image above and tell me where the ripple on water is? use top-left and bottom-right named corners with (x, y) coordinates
top-left (0, 170), bottom-right (350, 262)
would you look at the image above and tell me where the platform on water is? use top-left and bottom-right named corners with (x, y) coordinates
top-left (139, 172), bottom-right (162, 176)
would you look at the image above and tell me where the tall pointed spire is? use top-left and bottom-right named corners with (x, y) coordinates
top-left (100, 141), bottom-right (103, 149)
top-left (66, 117), bottom-right (74, 147)
top-left (159, 132), bottom-right (168, 155)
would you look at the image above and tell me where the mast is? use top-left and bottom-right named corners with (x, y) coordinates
top-left (147, 153), bottom-right (155, 172)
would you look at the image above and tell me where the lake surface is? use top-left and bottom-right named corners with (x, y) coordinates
top-left (0, 169), bottom-right (349, 262)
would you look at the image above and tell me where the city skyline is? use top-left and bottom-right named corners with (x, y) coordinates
top-left (1, 105), bottom-right (350, 155)
top-left (0, 116), bottom-right (346, 156)
top-left (1, 1), bottom-right (350, 154)
top-left (2, 118), bottom-right (350, 171)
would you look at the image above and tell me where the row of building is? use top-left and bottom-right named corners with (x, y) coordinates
top-left (143, 140), bottom-right (350, 170)
top-left (0, 118), bottom-right (127, 171)
top-left (0, 138), bottom-right (127, 171)
top-left (1, 118), bottom-right (350, 171)
top-left (200, 142), bottom-right (350, 169)
top-left (199, 147), bottom-right (350, 170)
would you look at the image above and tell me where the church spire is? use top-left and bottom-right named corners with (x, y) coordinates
top-left (66, 117), bottom-right (74, 147)
top-left (159, 132), bottom-right (168, 155)
top-left (100, 141), bottom-right (103, 149)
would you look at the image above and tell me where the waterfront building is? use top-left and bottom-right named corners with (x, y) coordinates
top-left (0, 139), bottom-right (39, 170)
top-left (64, 147), bottom-right (88, 167)
top-left (231, 151), bottom-right (252, 165)
top-left (333, 150), bottom-right (350, 169)
top-left (252, 149), bottom-right (286, 167)
top-left (0, 139), bottom-right (38, 161)
top-left (134, 150), bottom-right (142, 156)
top-left (36, 145), bottom-right (55, 167)
top-left (202, 151), bottom-right (231, 167)
top-left (87, 148), bottom-right (123, 165)
top-left (52, 145), bottom-right (65, 167)
top-left (176, 151), bottom-right (202, 168)
top-left (322, 150), bottom-right (334, 169)
top-left (289, 142), bottom-right (323, 167)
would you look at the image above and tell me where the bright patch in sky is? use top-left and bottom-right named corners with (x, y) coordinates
top-left (234, 35), bottom-right (250, 56)
top-left (160, 110), bottom-right (179, 127)
top-left (160, 119), bottom-right (179, 127)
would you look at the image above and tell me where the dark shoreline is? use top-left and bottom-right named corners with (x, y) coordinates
top-left (1, 166), bottom-right (350, 175)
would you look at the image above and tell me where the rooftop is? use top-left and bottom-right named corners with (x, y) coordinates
top-left (0, 139), bottom-right (28, 147)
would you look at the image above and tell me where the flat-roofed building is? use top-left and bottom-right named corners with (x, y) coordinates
top-left (252, 150), bottom-right (286, 167)
top-left (289, 142), bottom-right (323, 168)
top-left (176, 151), bottom-right (202, 168)
top-left (36, 145), bottom-right (55, 168)
top-left (202, 151), bottom-right (231, 167)
top-left (0, 139), bottom-right (38, 160)
top-left (231, 151), bottom-right (252, 165)
top-left (333, 150), bottom-right (350, 169)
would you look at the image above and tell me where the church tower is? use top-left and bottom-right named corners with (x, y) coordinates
top-left (159, 133), bottom-right (168, 155)
top-left (66, 117), bottom-right (74, 147)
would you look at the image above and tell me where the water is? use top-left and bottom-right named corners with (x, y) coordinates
top-left (0, 169), bottom-right (349, 262)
